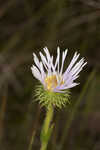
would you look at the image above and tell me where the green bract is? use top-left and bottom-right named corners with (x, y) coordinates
top-left (34, 84), bottom-right (70, 109)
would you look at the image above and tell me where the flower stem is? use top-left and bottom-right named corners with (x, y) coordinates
top-left (28, 130), bottom-right (35, 150)
top-left (40, 105), bottom-right (54, 150)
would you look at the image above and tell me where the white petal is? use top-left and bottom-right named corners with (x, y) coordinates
top-left (63, 52), bottom-right (80, 78)
top-left (53, 89), bottom-right (66, 93)
top-left (57, 82), bottom-right (79, 90)
top-left (70, 58), bottom-right (84, 76)
top-left (51, 56), bottom-right (56, 73)
top-left (60, 49), bottom-right (68, 75)
top-left (31, 65), bottom-right (42, 82)
top-left (66, 75), bottom-right (79, 85)
top-left (43, 47), bottom-right (51, 63)
top-left (55, 47), bottom-right (60, 72)
top-left (39, 52), bottom-right (48, 70)
top-left (66, 82), bottom-right (79, 89)
top-left (72, 61), bottom-right (87, 77)
top-left (43, 47), bottom-right (54, 75)
top-left (33, 53), bottom-right (40, 68)
top-left (39, 62), bottom-right (46, 81)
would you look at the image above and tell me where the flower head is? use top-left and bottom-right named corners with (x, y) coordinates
top-left (31, 47), bottom-right (87, 108)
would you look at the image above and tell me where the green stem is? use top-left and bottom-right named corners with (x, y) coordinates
top-left (28, 106), bottom-right (40, 150)
top-left (59, 69), bottom-right (96, 150)
top-left (28, 130), bottom-right (35, 150)
top-left (40, 105), bottom-right (54, 150)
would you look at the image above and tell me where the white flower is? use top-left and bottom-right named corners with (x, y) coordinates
top-left (31, 47), bottom-right (87, 93)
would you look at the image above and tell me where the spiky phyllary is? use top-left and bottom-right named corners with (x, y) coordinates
top-left (31, 47), bottom-right (87, 109)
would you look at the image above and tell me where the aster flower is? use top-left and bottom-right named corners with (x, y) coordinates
top-left (31, 47), bottom-right (87, 108)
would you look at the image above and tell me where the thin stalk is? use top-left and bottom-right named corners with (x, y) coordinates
top-left (79, 77), bottom-right (96, 134)
top-left (40, 105), bottom-right (54, 150)
top-left (59, 69), bottom-right (96, 150)
top-left (28, 106), bottom-right (40, 150)
top-left (28, 130), bottom-right (35, 150)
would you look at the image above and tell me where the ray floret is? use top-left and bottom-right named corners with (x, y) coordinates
top-left (31, 47), bottom-right (87, 93)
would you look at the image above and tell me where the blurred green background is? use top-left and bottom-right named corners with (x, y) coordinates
top-left (0, 0), bottom-right (100, 150)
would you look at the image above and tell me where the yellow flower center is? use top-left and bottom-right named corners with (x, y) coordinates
top-left (45, 75), bottom-right (64, 91)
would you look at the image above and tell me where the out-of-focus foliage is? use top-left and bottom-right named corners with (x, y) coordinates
top-left (0, 0), bottom-right (100, 150)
